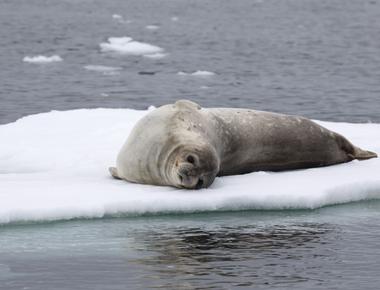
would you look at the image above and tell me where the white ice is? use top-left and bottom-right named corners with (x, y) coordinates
top-left (178, 70), bottom-right (216, 76)
top-left (84, 65), bottom-right (122, 75)
top-left (112, 14), bottom-right (123, 20)
top-left (145, 25), bottom-right (160, 30)
top-left (23, 55), bottom-right (63, 63)
top-left (100, 37), bottom-right (164, 56)
top-left (0, 108), bottom-right (379, 224)
top-left (143, 53), bottom-right (168, 59)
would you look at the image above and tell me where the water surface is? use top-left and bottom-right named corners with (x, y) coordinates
top-left (1, 203), bottom-right (380, 290)
top-left (1, 0), bottom-right (380, 124)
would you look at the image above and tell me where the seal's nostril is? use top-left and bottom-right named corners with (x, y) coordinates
top-left (178, 174), bottom-right (183, 182)
top-left (187, 155), bottom-right (195, 164)
top-left (195, 178), bottom-right (204, 189)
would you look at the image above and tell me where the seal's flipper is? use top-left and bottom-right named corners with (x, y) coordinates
top-left (353, 147), bottom-right (378, 160)
top-left (335, 133), bottom-right (377, 161)
top-left (109, 167), bottom-right (121, 179)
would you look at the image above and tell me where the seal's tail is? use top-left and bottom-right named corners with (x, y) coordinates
top-left (353, 147), bottom-right (378, 160)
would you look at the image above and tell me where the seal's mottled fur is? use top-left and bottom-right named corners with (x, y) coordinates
top-left (110, 100), bottom-right (377, 189)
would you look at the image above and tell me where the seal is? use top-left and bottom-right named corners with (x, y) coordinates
top-left (109, 100), bottom-right (377, 189)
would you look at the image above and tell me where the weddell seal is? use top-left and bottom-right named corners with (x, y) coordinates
top-left (109, 100), bottom-right (377, 189)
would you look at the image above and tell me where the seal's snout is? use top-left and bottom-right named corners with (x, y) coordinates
top-left (177, 167), bottom-right (201, 189)
top-left (177, 164), bottom-right (216, 189)
top-left (173, 146), bottom-right (219, 189)
top-left (178, 171), bottom-right (208, 189)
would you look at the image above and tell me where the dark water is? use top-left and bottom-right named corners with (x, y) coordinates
top-left (1, 0), bottom-right (380, 289)
top-left (2, 203), bottom-right (380, 290)
top-left (1, 0), bottom-right (380, 124)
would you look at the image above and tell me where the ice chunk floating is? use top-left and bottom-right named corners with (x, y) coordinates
top-left (84, 65), bottom-right (122, 75)
top-left (100, 37), bottom-right (164, 56)
top-left (178, 70), bottom-right (216, 76)
top-left (112, 14), bottom-right (123, 20)
top-left (0, 109), bottom-right (379, 224)
top-left (143, 53), bottom-right (168, 59)
top-left (84, 65), bottom-right (122, 72)
top-left (145, 25), bottom-right (160, 30)
top-left (23, 55), bottom-right (63, 63)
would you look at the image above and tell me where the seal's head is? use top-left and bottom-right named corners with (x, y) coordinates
top-left (166, 143), bottom-right (220, 189)
top-left (113, 99), bottom-right (221, 189)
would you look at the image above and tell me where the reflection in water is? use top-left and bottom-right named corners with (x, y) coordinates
top-left (3, 209), bottom-right (380, 290)
top-left (129, 223), bottom-right (337, 289)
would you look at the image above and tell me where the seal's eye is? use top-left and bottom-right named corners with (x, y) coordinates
top-left (187, 155), bottom-right (195, 164)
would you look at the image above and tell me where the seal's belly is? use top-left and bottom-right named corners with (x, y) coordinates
top-left (207, 108), bottom-right (349, 175)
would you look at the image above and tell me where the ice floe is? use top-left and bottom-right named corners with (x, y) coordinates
top-left (23, 55), bottom-right (63, 63)
top-left (145, 25), bottom-right (160, 30)
top-left (84, 65), bottom-right (122, 75)
top-left (111, 14), bottom-right (132, 24)
top-left (143, 52), bottom-right (168, 59)
top-left (0, 108), bottom-right (379, 224)
top-left (178, 70), bottom-right (216, 76)
top-left (100, 37), bottom-right (164, 56)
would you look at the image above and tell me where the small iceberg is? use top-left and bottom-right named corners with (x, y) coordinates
top-left (23, 55), bottom-right (63, 63)
top-left (112, 14), bottom-right (123, 20)
top-left (143, 52), bottom-right (168, 59)
top-left (111, 14), bottom-right (132, 24)
top-left (100, 37), bottom-right (164, 56)
top-left (84, 65), bottom-right (122, 75)
top-left (145, 25), bottom-right (160, 30)
top-left (178, 70), bottom-right (216, 76)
